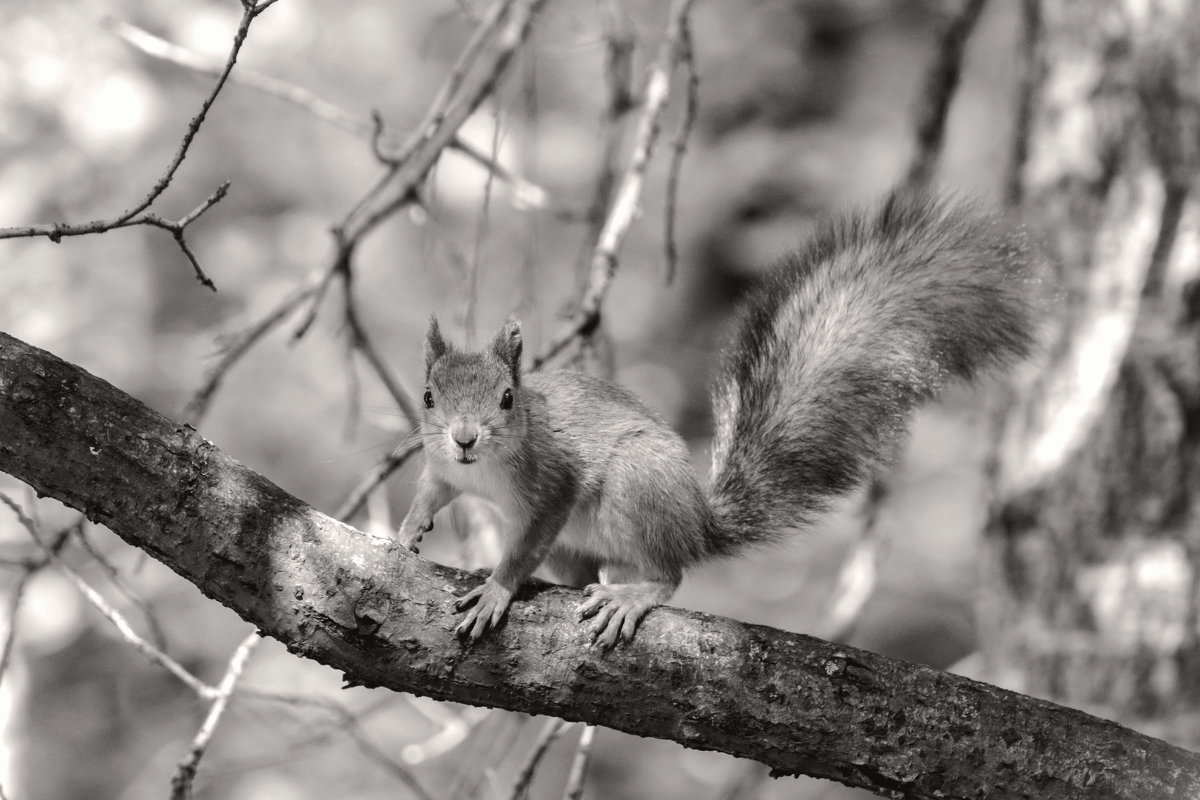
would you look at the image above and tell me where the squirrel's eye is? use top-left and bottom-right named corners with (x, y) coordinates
top-left (500, 388), bottom-right (513, 410)
top-left (423, 389), bottom-right (434, 409)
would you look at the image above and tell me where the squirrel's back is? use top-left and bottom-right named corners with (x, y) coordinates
top-left (706, 192), bottom-right (1039, 553)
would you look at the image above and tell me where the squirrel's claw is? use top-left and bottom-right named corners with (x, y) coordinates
top-left (578, 583), bottom-right (661, 650)
top-left (453, 579), bottom-right (513, 641)
top-left (397, 516), bottom-right (433, 552)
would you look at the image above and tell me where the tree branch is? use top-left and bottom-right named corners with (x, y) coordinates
top-left (534, 0), bottom-right (695, 369)
top-left (0, 1), bottom-right (274, 288)
top-left (0, 330), bottom-right (1196, 799)
top-left (903, 0), bottom-right (989, 191)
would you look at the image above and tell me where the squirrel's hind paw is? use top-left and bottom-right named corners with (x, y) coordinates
top-left (454, 578), bottom-right (513, 641)
top-left (577, 583), bottom-right (669, 650)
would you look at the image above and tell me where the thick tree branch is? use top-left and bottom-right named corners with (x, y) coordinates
top-left (0, 330), bottom-right (1197, 800)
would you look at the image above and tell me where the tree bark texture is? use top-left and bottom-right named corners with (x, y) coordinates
top-left (2, 333), bottom-right (1199, 798)
top-left (985, 0), bottom-right (1200, 744)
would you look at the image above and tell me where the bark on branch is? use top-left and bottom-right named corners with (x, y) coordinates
top-left (0, 330), bottom-right (1197, 800)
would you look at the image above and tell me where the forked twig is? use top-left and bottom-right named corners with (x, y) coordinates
top-left (170, 632), bottom-right (260, 800)
top-left (0, 493), bottom-right (217, 699)
top-left (533, 0), bottom-right (696, 369)
top-left (182, 271), bottom-right (325, 425)
top-left (0, 2), bottom-right (278, 287)
top-left (109, 18), bottom-right (547, 209)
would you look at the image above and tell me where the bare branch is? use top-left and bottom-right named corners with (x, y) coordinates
top-left (534, 0), bottom-right (696, 369)
top-left (1005, 0), bottom-right (1042, 207)
top-left (464, 110), bottom-right (504, 341)
top-left (663, 14), bottom-right (698, 285)
top-left (110, 18), bottom-right (547, 206)
top-left (340, 270), bottom-right (421, 428)
top-left (390, 0), bottom-right (518, 168)
top-left (74, 523), bottom-right (172, 653)
top-left (170, 632), bottom-right (260, 800)
top-left (238, 690), bottom-right (438, 800)
top-left (562, 724), bottom-right (594, 800)
top-left (818, 477), bottom-right (890, 643)
top-left (508, 718), bottom-right (569, 800)
top-left (0, 493), bottom-right (216, 700)
top-left (139, 182), bottom-right (230, 291)
top-left (571, 0), bottom-right (636, 280)
top-left (903, 0), bottom-right (990, 191)
top-left (402, 704), bottom-right (492, 765)
top-left (183, 271), bottom-right (324, 426)
top-left (291, 245), bottom-right (347, 341)
top-left (333, 439), bottom-right (423, 523)
top-left (0, 4), bottom-right (265, 286)
top-left (0, 570), bottom-right (33, 690)
top-left (344, 0), bottom-right (549, 242)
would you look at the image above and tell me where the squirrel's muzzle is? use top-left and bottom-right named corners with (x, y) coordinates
top-left (449, 418), bottom-right (481, 462)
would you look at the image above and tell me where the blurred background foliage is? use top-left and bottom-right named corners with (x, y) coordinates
top-left (0, 0), bottom-right (1024, 797)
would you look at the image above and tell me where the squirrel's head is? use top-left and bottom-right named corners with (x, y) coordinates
top-left (421, 315), bottom-right (524, 465)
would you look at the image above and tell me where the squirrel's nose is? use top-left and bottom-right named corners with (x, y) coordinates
top-left (450, 421), bottom-right (479, 451)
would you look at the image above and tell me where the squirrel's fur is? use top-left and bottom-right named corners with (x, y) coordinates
top-left (400, 192), bottom-right (1039, 648)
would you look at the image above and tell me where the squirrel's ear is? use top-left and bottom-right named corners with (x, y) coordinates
top-left (490, 316), bottom-right (523, 383)
top-left (425, 315), bottom-right (451, 375)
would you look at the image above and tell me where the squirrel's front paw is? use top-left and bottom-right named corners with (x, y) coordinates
top-left (396, 515), bottom-right (434, 553)
top-left (453, 578), bottom-right (514, 641)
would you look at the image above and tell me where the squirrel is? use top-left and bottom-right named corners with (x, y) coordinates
top-left (398, 191), bottom-right (1039, 649)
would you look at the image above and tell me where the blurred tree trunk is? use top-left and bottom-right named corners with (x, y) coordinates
top-left (984, 0), bottom-right (1200, 744)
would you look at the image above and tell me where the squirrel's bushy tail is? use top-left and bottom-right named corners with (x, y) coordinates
top-left (705, 192), bottom-right (1038, 554)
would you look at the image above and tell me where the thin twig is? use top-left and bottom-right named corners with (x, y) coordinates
top-left (333, 439), bottom-right (424, 523)
top-left (183, 271), bottom-right (325, 425)
top-left (572, 0), bottom-right (634, 281)
top-left (818, 477), bottom-right (890, 642)
top-left (663, 14), bottom-right (698, 285)
top-left (465, 109), bottom-right (503, 341)
top-left (562, 724), bottom-right (595, 800)
top-left (518, 42), bottom-right (542, 320)
top-left (903, 0), bottom-right (990, 191)
top-left (109, 18), bottom-right (548, 209)
top-left (338, 252), bottom-right (422, 428)
top-left (170, 632), bottom-right (260, 800)
top-left (1005, 0), bottom-right (1041, 207)
top-left (345, 0), bottom-right (549, 242)
top-left (448, 713), bottom-right (529, 800)
top-left (534, 0), bottom-right (696, 369)
top-left (0, 570), bottom-right (34, 690)
top-left (0, 493), bottom-right (217, 700)
top-left (74, 523), bottom-right (171, 653)
top-left (140, 181), bottom-right (230, 290)
top-left (238, 689), bottom-right (438, 800)
top-left (401, 704), bottom-right (493, 765)
top-left (508, 718), bottom-right (569, 800)
top-left (0, 514), bottom-right (82, 689)
top-left (0, 3), bottom-right (269, 285)
top-left (291, 245), bottom-right (349, 341)
top-left (390, 0), bottom-right (518, 169)
top-left (251, 0), bottom-right (282, 16)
